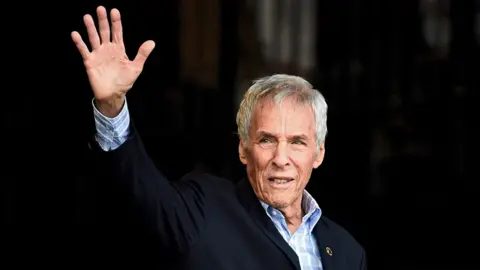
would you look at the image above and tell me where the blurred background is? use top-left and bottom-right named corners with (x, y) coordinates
top-left (4, 0), bottom-right (479, 269)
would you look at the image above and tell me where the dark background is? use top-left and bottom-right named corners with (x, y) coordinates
top-left (4, 0), bottom-right (479, 269)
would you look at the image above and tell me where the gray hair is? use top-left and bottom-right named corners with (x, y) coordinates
top-left (236, 74), bottom-right (328, 150)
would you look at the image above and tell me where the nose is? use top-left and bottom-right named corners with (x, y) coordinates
top-left (272, 142), bottom-right (290, 168)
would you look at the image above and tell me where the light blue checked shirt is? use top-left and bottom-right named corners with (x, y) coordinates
top-left (92, 98), bottom-right (324, 270)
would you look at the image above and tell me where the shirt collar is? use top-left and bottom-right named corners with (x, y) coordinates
top-left (259, 189), bottom-right (322, 232)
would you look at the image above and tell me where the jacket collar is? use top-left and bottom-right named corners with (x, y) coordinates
top-left (235, 178), bottom-right (341, 270)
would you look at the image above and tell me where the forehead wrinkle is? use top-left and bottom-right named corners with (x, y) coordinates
top-left (253, 98), bottom-right (314, 141)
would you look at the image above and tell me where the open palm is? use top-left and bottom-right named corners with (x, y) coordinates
top-left (71, 6), bottom-right (155, 101)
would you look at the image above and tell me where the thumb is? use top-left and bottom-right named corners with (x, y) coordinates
top-left (133, 40), bottom-right (155, 66)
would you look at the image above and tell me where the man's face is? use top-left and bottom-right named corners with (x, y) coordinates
top-left (239, 97), bottom-right (325, 210)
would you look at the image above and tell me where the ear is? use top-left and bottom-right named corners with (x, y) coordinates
top-left (239, 140), bottom-right (248, 165)
top-left (313, 141), bottom-right (325, 169)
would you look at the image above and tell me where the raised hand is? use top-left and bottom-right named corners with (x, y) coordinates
top-left (71, 6), bottom-right (155, 114)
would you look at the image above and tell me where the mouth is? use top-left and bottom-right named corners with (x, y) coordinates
top-left (267, 177), bottom-right (295, 188)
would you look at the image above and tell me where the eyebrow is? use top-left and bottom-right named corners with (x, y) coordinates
top-left (256, 131), bottom-right (309, 141)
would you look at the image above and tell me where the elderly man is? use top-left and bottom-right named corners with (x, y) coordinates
top-left (72, 6), bottom-right (366, 270)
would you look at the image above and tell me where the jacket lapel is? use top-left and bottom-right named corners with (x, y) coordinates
top-left (236, 179), bottom-right (301, 270)
top-left (313, 218), bottom-right (341, 270)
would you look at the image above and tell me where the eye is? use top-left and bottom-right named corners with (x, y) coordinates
top-left (292, 140), bottom-right (305, 145)
top-left (260, 138), bottom-right (271, 143)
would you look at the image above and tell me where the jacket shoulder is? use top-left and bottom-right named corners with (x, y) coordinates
top-left (177, 172), bottom-right (236, 191)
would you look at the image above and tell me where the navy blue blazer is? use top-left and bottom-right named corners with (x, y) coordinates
top-left (90, 124), bottom-right (367, 270)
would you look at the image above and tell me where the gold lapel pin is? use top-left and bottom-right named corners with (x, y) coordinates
top-left (326, 247), bottom-right (333, 256)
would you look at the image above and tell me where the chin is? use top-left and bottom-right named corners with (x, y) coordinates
top-left (268, 201), bottom-right (290, 209)
top-left (264, 195), bottom-right (295, 209)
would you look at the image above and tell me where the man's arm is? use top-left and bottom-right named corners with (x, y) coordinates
top-left (91, 97), bottom-right (209, 254)
top-left (74, 5), bottom-right (208, 255)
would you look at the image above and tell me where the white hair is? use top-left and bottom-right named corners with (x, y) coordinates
top-left (236, 74), bottom-right (328, 151)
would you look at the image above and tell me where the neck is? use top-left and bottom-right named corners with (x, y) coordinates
top-left (278, 197), bottom-right (304, 234)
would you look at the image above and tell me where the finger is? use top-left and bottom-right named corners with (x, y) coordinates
top-left (110, 8), bottom-right (123, 44)
top-left (83, 14), bottom-right (100, 49)
top-left (133, 40), bottom-right (156, 67)
top-left (71, 31), bottom-right (90, 60)
top-left (97, 6), bottom-right (111, 44)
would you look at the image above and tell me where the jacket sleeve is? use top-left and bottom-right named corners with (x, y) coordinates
top-left (90, 118), bottom-right (209, 255)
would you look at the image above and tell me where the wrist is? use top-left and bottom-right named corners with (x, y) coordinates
top-left (95, 95), bottom-right (125, 118)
